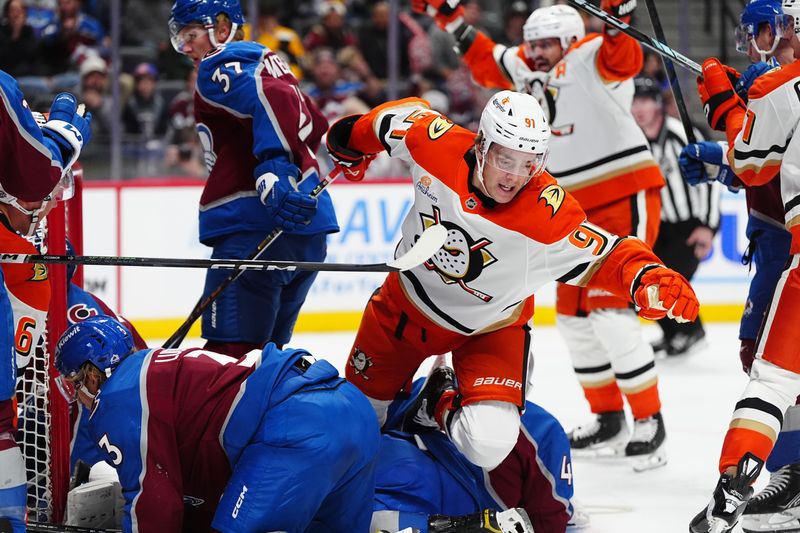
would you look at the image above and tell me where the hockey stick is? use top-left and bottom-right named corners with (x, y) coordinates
top-left (163, 168), bottom-right (339, 348)
top-left (567, 0), bottom-right (701, 74)
top-left (644, 0), bottom-right (698, 144)
top-left (0, 224), bottom-right (447, 273)
top-left (27, 523), bottom-right (118, 533)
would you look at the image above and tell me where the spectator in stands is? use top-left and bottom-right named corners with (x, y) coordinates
top-left (358, 1), bottom-right (410, 81)
top-left (302, 47), bottom-right (369, 123)
top-left (40, 0), bottom-right (107, 75)
top-left (78, 53), bottom-right (112, 158)
top-left (164, 68), bottom-right (205, 177)
top-left (122, 62), bottom-right (168, 139)
top-left (303, 0), bottom-right (357, 54)
top-left (245, 1), bottom-right (306, 80)
top-left (0, 0), bottom-right (43, 77)
top-left (25, 0), bottom-right (57, 38)
top-left (122, 62), bottom-right (168, 175)
top-left (497, 0), bottom-right (528, 47)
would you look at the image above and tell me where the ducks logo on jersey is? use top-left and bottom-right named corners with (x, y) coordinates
top-left (419, 206), bottom-right (497, 302)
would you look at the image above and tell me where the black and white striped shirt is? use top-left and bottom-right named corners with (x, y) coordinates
top-left (648, 117), bottom-right (721, 229)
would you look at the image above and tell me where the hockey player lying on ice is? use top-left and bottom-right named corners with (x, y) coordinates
top-left (325, 90), bottom-right (699, 477)
top-left (54, 315), bottom-right (380, 533)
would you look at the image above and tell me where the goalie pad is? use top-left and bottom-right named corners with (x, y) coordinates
top-left (65, 478), bottom-right (124, 529)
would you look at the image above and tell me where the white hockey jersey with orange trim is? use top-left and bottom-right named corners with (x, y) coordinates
top-left (347, 98), bottom-right (666, 334)
top-left (725, 60), bottom-right (800, 253)
top-left (461, 31), bottom-right (663, 211)
top-left (0, 220), bottom-right (50, 400)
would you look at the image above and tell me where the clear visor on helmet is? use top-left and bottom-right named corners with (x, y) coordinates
top-left (55, 373), bottom-right (81, 404)
top-left (735, 14), bottom-right (795, 54)
top-left (49, 169), bottom-right (74, 202)
top-left (169, 18), bottom-right (207, 53)
top-left (485, 143), bottom-right (548, 179)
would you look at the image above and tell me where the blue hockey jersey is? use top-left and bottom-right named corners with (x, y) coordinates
top-left (193, 41), bottom-right (338, 244)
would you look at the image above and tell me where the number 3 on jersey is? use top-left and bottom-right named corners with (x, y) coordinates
top-left (99, 433), bottom-right (123, 466)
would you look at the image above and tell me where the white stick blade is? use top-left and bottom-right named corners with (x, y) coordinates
top-left (387, 224), bottom-right (447, 272)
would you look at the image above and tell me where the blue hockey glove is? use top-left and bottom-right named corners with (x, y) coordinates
top-left (735, 59), bottom-right (778, 100)
top-left (255, 160), bottom-right (318, 231)
top-left (40, 92), bottom-right (92, 172)
top-left (679, 141), bottom-right (741, 192)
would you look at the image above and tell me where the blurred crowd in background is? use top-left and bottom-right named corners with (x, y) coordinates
top-left (0, 0), bottom-right (687, 180)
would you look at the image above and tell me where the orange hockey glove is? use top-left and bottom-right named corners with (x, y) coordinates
top-left (697, 58), bottom-right (745, 131)
top-left (326, 115), bottom-right (376, 182)
top-left (601, 0), bottom-right (637, 24)
top-left (413, 0), bottom-right (465, 30)
top-left (632, 266), bottom-right (699, 323)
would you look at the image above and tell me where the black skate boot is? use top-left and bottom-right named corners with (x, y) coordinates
top-left (742, 462), bottom-right (800, 533)
top-left (690, 453), bottom-right (764, 533)
top-left (428, 508), bottom-right (534, 533)
top-left (667, 329), bottom-right (707, 357)
top-left (626, 412), bottom-right (667, 472)
top-left (401, 366), bottom-right (456, 434)
top-left (568, 410), bottom-right (628, 457)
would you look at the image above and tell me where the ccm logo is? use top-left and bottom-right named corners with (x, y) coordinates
top-left (473, 377), bottom-right (522, 389)
top-left (232, 485), bottom-right (248, 518)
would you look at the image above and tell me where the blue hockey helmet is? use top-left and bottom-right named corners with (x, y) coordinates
top-left (55, 315), bottom-right (135, 379)
top-left (736, 0), bottom-right (796, 58)
top-left (169, 0), bottom-right (244, 52)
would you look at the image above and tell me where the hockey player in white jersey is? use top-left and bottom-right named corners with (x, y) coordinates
top-left (686, 1), bottom-right (800, 531)
top-left (415, 0), bottom-right (668, 468)
top-left (327, 90), bottom-right (698, 475)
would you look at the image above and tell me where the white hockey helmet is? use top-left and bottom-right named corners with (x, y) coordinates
top-left (476, 90), bottom-right (550, 195)
top-left (784, 0), bottom-right (800, 34)
top-left (0, 171), bottom-right (74, 237)
top-left (523, 5), bottom-right (585, 50)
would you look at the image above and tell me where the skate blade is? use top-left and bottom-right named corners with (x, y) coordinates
top-left (571, 445), bottom-right (627, 460)
top-left (742, 509), bottom-right (800, 532)
top-left (630, 447), bottom-right (667, 472)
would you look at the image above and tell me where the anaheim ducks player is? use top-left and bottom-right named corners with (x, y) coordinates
top-left (326, 91), bottom-right (696, 473)
top-left (416, 0), bottom-right (667, 468)
top-left (688, 4), bottom-right (800, 530)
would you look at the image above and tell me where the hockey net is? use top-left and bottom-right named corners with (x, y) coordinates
top-left (16, 168), bottom-right (84, 525)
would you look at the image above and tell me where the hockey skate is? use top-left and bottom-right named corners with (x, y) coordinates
top-left (428, 508), bottom-right (534, 533)
top-left (401, 366), bottom-right (456, 434)
top-left (626, 412), bottom-right (667, 472)
top-left (742, 462), bottom-right (800, 533)
top-left (666, 329), bottom-right (707, 357)
top-left (689, 453), bottom-right (764, 533)
top-left (568, 410), bottom-right (628, 458)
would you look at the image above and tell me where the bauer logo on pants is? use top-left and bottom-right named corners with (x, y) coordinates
top-left (349, 347), bottom-right (373, 380)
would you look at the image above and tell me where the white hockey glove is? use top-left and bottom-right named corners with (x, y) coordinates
top-left (40, 93), bottom-right (92, 174)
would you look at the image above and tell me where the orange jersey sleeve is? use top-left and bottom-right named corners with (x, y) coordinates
top-left (461, 31), bottom-right (515, 90)
top-left (585, 237), bottom-right (663, 302)
top-left (593, 31), bottom-right (643, 82)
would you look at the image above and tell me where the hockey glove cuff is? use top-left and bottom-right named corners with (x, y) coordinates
top-left (413, 0), bottom-right (464, 30)
top-left (679, 141), bottom-right (742, 192)
top-left (697, 58), bottom-right (744, 131)
top-left (735, 59), bottom-right (777, 101)
top-left (632, 265), bottom-right (699, 323)
top-left (601, 0), bottom-right (637, 24)
top-left (326, 115), bottom-right (376, 181)
top-left (41, 93), bottom-right (92, 173)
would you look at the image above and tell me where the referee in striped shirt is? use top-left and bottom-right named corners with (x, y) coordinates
top-left (631, 76), bottom-right (721, 356)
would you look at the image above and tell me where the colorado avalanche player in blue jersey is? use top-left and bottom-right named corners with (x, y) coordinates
top-left (0, 71), bottom-right (91, 533)
top-left (54, 316), bottom-right (379, 533)
top-left (370, 374), bottom-right (578, 533)
top-left (168, 0), bottom-right (338, 357)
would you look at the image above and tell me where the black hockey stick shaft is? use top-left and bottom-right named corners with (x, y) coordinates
top-left (0, 253), bottom-right (406, 272)
top-left (163, 168), bottom-right (339, 348)
top-left (644, 0), bottom-right (698, 144)
top-left (567, 0), bottom-right (701, 74)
